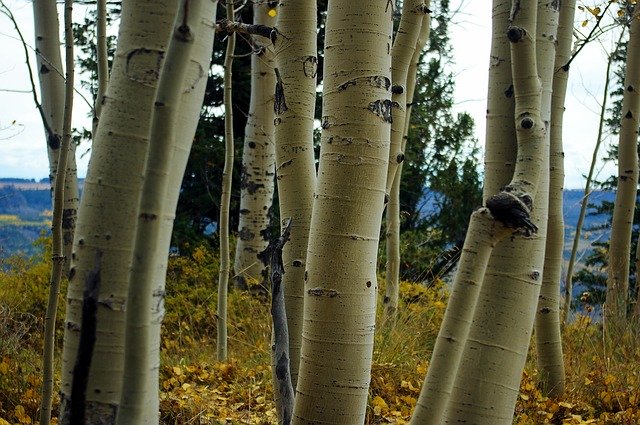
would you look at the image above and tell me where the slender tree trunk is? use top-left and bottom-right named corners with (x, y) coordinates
top-left (384, 7), bottom-right (431, 320)
top-left (59, 2), bottom-right (179, 422)
top-left (116, 2), bottom-right (200, 423)
top-left (92, 0), bottom-right (110, 137)
top-left (233, 2), bottom-right (277, 289)
top-left (273, 0), bottom-right (317, 391)
top-left (33, 0), bottom-right (79, 275)
top-left (40, 2), bottom-right (74, 423)
top-left (384, 0), bottom-right (428, 195)
top-left (606, 7), bottom-right (640, 331)
top-left (145, 1), bottom-right (218, 419)
top-left (291, 1), bottom-right (392, 422)
top-left (535, 0), bottom-right (576, 397)
top-left (217, 0), bottom-right (235, 362)
top-left (563, 47), bottom-right (616, 324)
top-left (443, 1), bottom-right (556, 422)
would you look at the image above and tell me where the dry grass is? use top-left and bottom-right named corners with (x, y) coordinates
top-left (0, 246), bottom-right (639, 424)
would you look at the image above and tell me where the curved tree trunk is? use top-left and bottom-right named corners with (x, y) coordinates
top-left (606, 7), bottom-right (640, 332)
top-left (291, 1), bottom-right (392, 422)
top-left (273, 0), bottom-right (318, 389)
top-left (535, 0), bottom-right (577, 397)
top-left (384, 6), bottom-right (431, 320)
top-left (443, 2), bottom-right (557, 422)
top-left (233, 2), bottom-right (277, 289)
top-left (410, 2), bottom-right (516, 422)
top-left (33, 0), bottom-right (79, 275)
top-left (59, 2), bottom-right (179, 422)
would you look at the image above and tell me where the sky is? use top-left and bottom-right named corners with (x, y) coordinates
top-left (0, 1), bottom-right (623, 189)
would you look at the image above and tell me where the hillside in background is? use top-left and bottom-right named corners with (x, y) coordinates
top-left (0, 182), bottom-right (615, 268)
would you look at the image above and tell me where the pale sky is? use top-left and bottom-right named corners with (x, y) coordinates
top-left (0, 1), bottom-right (622, 189)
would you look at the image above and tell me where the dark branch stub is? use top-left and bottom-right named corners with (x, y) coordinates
top-left (258, 218), bottom-right (294, 424)
top-left (486, 191), bottom-right (537, 235)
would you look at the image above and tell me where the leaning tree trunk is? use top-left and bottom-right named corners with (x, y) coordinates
top-left (145, 0), bottom-right (218, 419)
top-left (40, 2), bottom-right (75, 423)
top-left (233, 2), bottom-right (277, 289)
top-left (535, 0), bottom-right (576, 397)
top-left (606, 7), bottom-right (640, 332)
top-left (59, 2), bottom-right (179, 423)
top-left (442, 1), bottom-right (557, 423)
top-left (291, 0), bottom-right (392, 422)
top-left (410, 1), bottom-right (516, 421)
top-left (384, 5), bottom-right (431, 320)
top-left (116, 2), bottom-right (201, 423)
top-left (273, 0), bottom-right (318, 389)
top-left (33, 0), bottom-right (79, 274)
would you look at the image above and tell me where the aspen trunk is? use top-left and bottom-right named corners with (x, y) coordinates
top-left (145, 1), bottom-right (218, 419)
top-left (59, 2), bottom-right (179, 422)
top-left (443, 1), bottom-right (556, 422)
top-left (217, 0), bottom-right (235, 362)
top-left (273, 0), bottom-right (317, 390)
top-left (535, 0), bottom-right (576, 397)
top-left (410, 2), bottom-right (516, 421)
top-left (116, 2), bottom-right (201, 423)
top-left (33, 0), bottom-right (79, 274)
top-left (234, 2), bottom-right (277, 289)
top-left (291, 1), bottom-right (392, 422)
top-left (40, 2), bottom-right (74, 423)
top-left (384, 8), bottom-right (431, 320)
top-left (606, 8), bottom-right (640, 331)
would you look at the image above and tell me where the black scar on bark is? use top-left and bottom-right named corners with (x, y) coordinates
top-left (486, 190), bottom-right (537, 235)
top-left (69, 250), bottom-right (102, 425)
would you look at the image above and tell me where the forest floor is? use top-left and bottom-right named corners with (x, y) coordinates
top-left (0, 243), bottom-right (639, 424)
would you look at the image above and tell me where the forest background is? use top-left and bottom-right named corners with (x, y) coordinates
top-left (3, 0), bottom-right (637, 419)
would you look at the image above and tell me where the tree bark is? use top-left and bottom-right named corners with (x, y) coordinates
top-left (40, 1), bottom-right (74, 423)
top-left (273, 0), bottom-right (317, 388)
top-left (234, 2), bottom-right (277, 289)
top-left (33, 0), bottom-right (79, 275)
top-left (535, 0), bottom-right (577, 397)
top-left (384, 6), bottom-right (431, 320)
top-left (291, 0), bottom-right (392, 422)
top-left (443, 1), bottom-right (556, 422)
top-left (606, 6), bottom-right (640, 331)
top-left (217, 0), bottom-right (235, 362)
top-left (59, 2), bottom-right (179, 422)
top-left (116, 2), bottom-right (201, 423)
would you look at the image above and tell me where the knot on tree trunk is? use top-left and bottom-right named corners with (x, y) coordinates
top-left (486, 189), bottom-right (537, 235)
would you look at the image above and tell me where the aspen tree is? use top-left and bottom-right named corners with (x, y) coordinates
top-left (217, 0), bottom-right (236, 362)
top-left (33, 0), bottom-right (79, 273)
top-left (385, 0), bottom-right (429, 196)
top-left (410, 1), bottom-right (516, 420)
top-left (145, 0), bottom-right (218, 418)
top-left (59, 2), bottom-right (179, 422)
top-left (291, 0), bottom-right (392, 422)
top-left (535, 0), bottom-right (576, 397)
top-left (273, 0), bottom-right (317, 387)
top-left (443, 1), bottom-right (557, 422)
top-left (411, 1), bottom-right (555, 422)
top-left (93, 0), bottom-right (110, 136)
top-left (116, 2), bottom-right (202, 423)
top-left (40, 1), bottom-right (74, 423)
top-left (606, 6), bottom-right (640, 330)
top-left (234, 1), bottom-right (277, 289)
top-left (384, 7), bottom-right (431, 320)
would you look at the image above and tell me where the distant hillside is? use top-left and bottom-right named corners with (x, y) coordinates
top-left (0, 184), bottom-right (617, 261)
